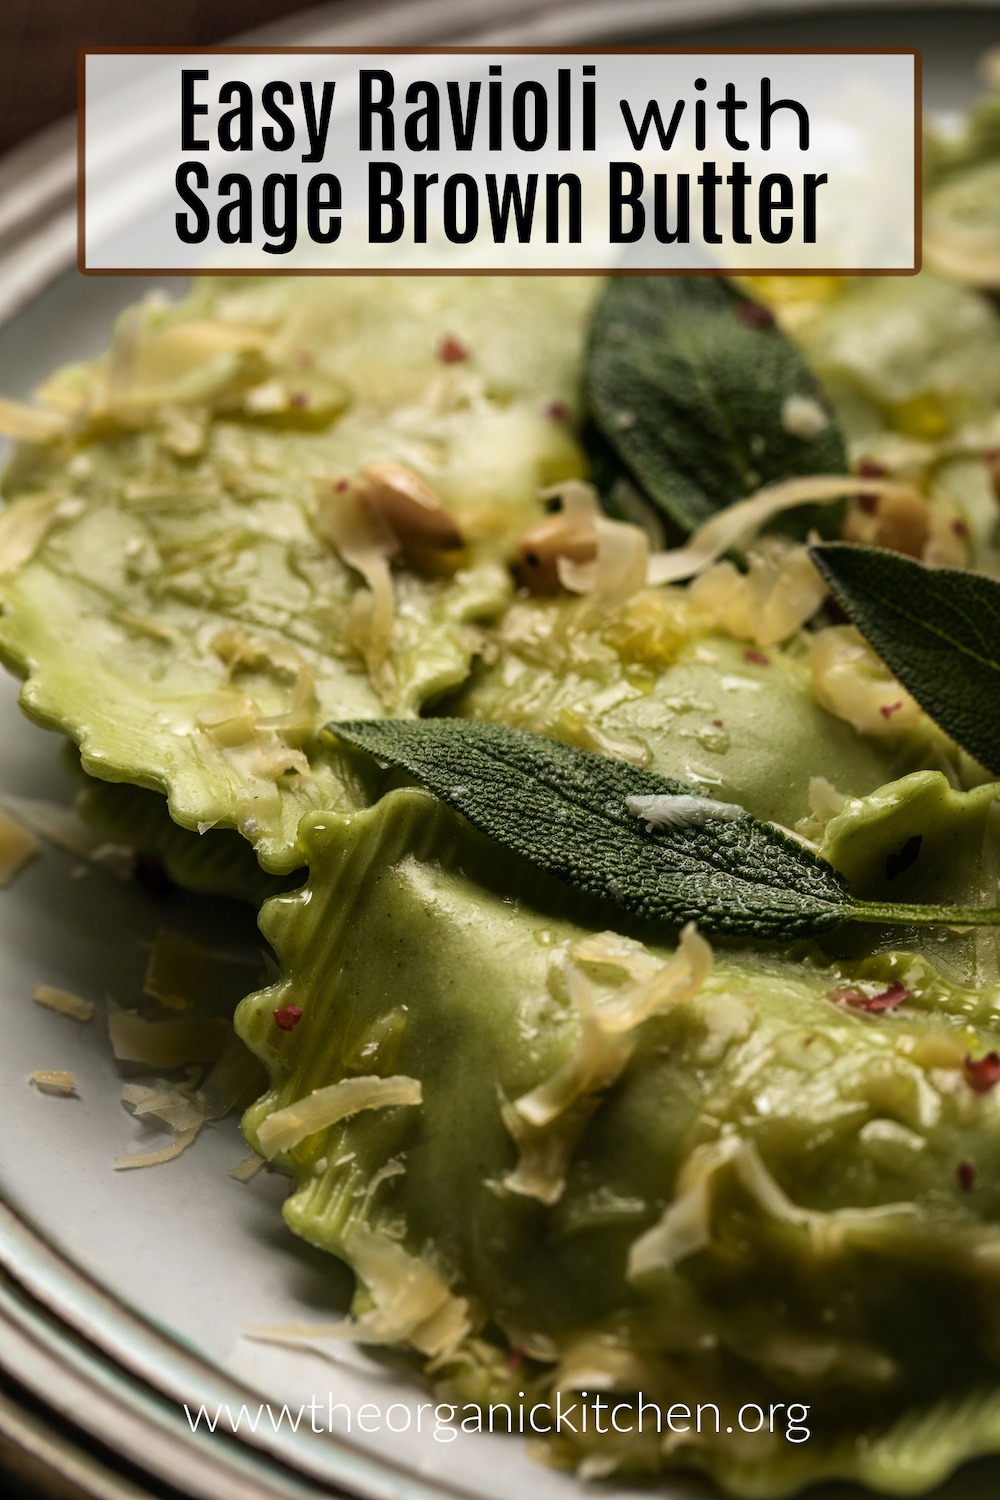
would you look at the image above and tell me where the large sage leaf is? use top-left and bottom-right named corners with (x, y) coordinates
top-left (328, 718), bottom-right (1000, 940)
top-left (585, 276), bottom-right (846, 535)
top-left (811, 542), bottom-right (1000, 777)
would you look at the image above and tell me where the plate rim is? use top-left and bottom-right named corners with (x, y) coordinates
top-left (2, 2), bottom-right (999, 1497)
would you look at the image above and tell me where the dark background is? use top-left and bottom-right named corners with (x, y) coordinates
top-left (0, 0), bottom-right (320, 156)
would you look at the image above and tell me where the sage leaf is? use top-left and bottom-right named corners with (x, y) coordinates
top-left (327, 719), bottom-right (1000, 941)
top-left (585, 276), bottom-right (846, 536)
top-left (810, 542), bottom-right (1000, 777)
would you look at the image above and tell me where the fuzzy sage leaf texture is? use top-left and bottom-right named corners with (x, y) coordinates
top-left (324, 718), bottom-right (1000, 941)
top-left (585, 276), bottom-right (847, 536)
top-left (811, 543), bottom-right (1000, 778)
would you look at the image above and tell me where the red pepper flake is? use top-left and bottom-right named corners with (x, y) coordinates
top-left (964, 1052), bottom-right (1000, 1093)
top-left (437, 335), bottom-right (469, 364)
top-left (712, 718), bottom-right (724, 728)
top-left (504, 1346), bottom-right (526, 1373)
top-left (544, 399), bottom-right (569, 422)
top-left (856, 493), bottom-right (880, 515)
top-left (735, 300), bottom-right (774, 330)
top-left (856, 458), bottom-right (886, 479)
top-left (289, 391), bottom-right (310, 409)
top-left (333, 477), bottom-right (349, 494)
top-left (743, 649), bottom-right (770, 666)
top-left (957, 1160), bottom-right (976, 1191)
top-left (951, 519), bottom-right (969, 538)
top-left (829, 981), bottom-right (909, 1014)
top-left (879, 701), bottom-right (903, 720)
top-left (273, 1005), bottom-right (304, 1032)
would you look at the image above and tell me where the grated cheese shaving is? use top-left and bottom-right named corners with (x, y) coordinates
top-left (120, 1079), bottom-right (205, 1134)
top-left (114, 1124), bottom-right (201, 1171)
top-left (646, 475), bottom-right (922, 586)
top-left (114, 1078), bottom-right (206, 1170)
top-left (499, 1092), bottom-right (576, 1207)
top-left (211, 629), bottom-right (317, 745)
top-left (503, 927), bottom-right (711, 1203)
top-left (513, 965), bottom-right (633, 1133)
top-left (346, 1224), bottom-right (472, 1356)
top-left (780, 394), bottom-right (830, 439)
top-left (0, 396), bottom-right (67, 443)
top-left (625, 793), bottom-right (746, 832)
top-left (28, 1070), bottom-right (77, 1096)
top-left (810, 626), bottom-right (923, 737)
top-left (0, 793), bottom-right (102, 857)
top-left (107, 1002), bottom-right (231, 1067)
top-left (256, 1074), bottom-right (423, 1159)
top-left (795, 776), bottom-right (851, 843)
top-left (0, 806), bottom-right (40, 886)
top-left (314, 477), bottom-right (398, 690)
top-left (32, 984), bottom-right (94, 1023)
top-left (686, 543), bottom-right (828, 647)
top-left (593, 923), bottom-right (713, 1036)
top-left (0, 496), bottom-right (70, 577)
top-left (247, 1224), bottom-right (472, 1359)
top-left (627, 1135), bottom-right (916, 1281)
top-left (229, 1153), bottom-right (265, 1183)
top-left (627, 1137), bottom-right (741, 1278)
top-left (539, 481), bottom-right (649, 611)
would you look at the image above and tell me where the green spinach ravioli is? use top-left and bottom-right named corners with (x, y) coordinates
top-left (6, 88), bottom-right (1000, 1497)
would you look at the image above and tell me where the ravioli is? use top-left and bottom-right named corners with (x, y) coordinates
top-left (0, 277), bottom-right (591, 871)
top-left (238, 788), bottom-right (1000, 1494)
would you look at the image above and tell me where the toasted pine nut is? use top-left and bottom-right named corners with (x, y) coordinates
top-left (516, 512), bottom-right (597, 593)
top-left (356, 462), bottom-right (462, 552)
top-left (841, 487), bottom-right (930, 558)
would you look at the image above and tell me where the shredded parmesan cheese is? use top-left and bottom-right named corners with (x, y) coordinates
top-left (627, 1137), bottom-right (741, 1277)
top-left (646, 474), bottom-right (922, 586)
top-left (532, 481), bottom-right (649, 610)
top-left (810, 626), bottom-right (923, 736)
top-left (107, 1003), bottom-right (230, 1067)
top-left (0, 794), bottom-right (101, 857)
top-left (0, 806), bottom-right (40, 886)
top-left (314, 478), bottom-right (398, 687)
top-left (229, 1152), bottom-right (265, 1183)
top-left (120, 1079), bottom-right (205, 1134)
top-left (29, 1070), bottom-right (77, 1096)
top-left (780, 394), bottom-right (830, 439)
top-left (114, 1079), bottom-right (206, 1170)
top-left (0, 496), bottom-right (70, 577)
top-left (686, 543), bottom-right (828, 646)
top-left (627, 1136), bottom-right (916, 1281)
top-left (795, 776), bottom-right (851, 843)
top-left (114, 1125), bottom-right (201, 1171)
top-left (248, 1224), bottom-right (472, 1359)
top-left (32, 984), bottom-right (94, 1023)
top-left (503, 927), bottom-right (711, 1203)
top-left (256, 1074), bottom-right (423, 1159)
top-left (625, 793), bottom-right (746, 831)
top-left (0, 396), bottom-right (67, 443)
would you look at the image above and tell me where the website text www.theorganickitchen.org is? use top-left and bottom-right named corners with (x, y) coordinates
top-left (184, 1393), bottom-right (811, 1444)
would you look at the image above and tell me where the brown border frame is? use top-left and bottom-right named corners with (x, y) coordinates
top-left (76, 46), bottom-right (922, 277)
